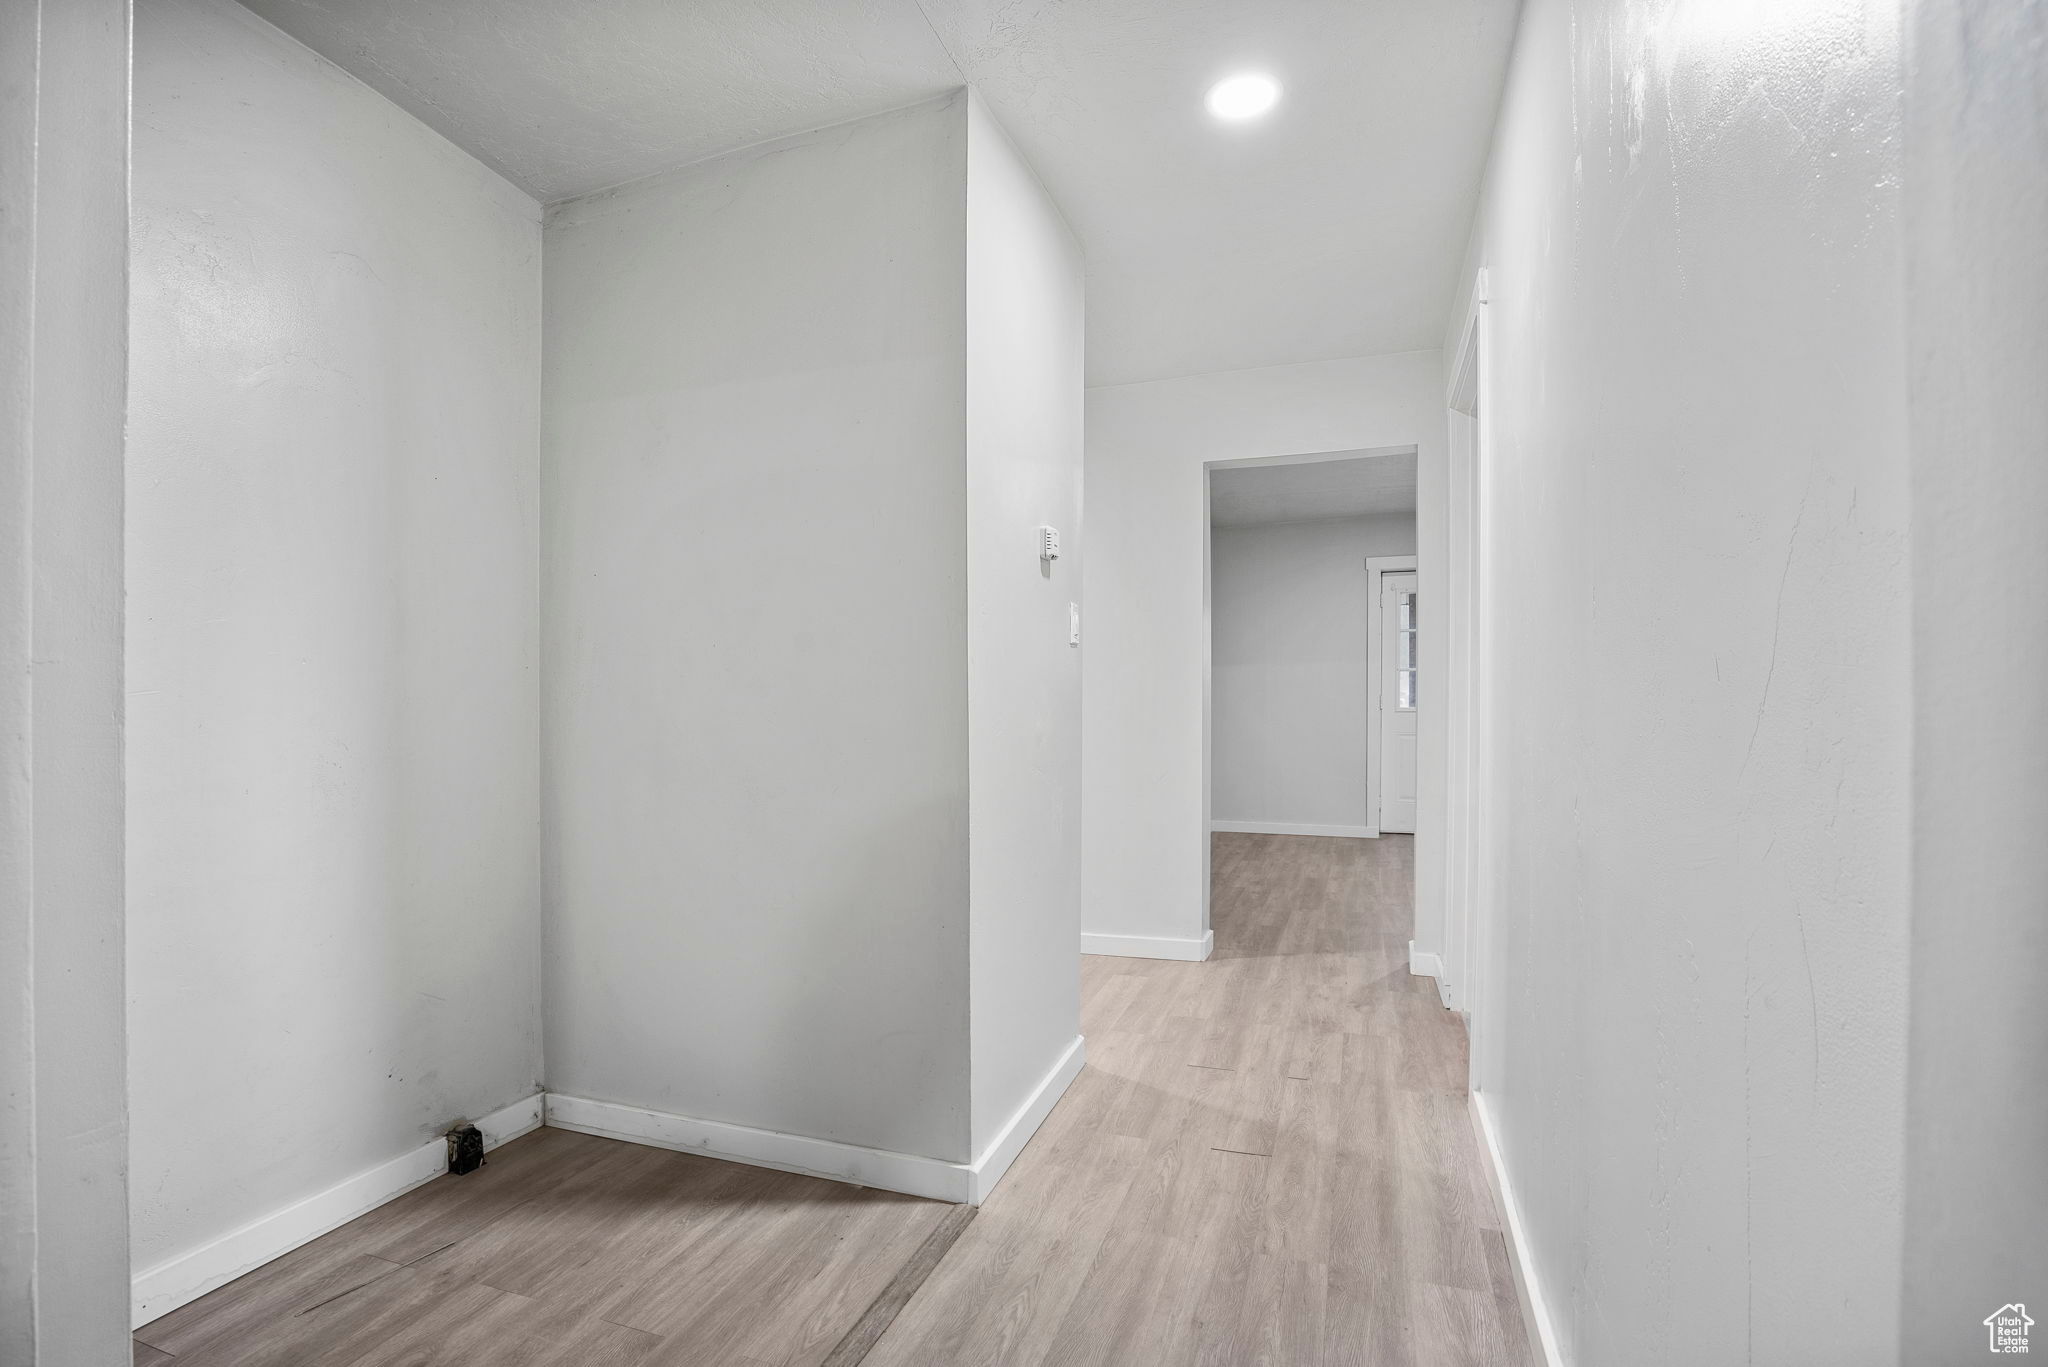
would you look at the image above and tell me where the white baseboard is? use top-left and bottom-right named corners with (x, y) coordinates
top-left (1210, 820), bottom-right (1377, 838)
top-left (1470, 1091), bottom-right (1567, 1367)
top-left (546, 1042), bottom-right (1083, 1208)
top-left (543, 1093), bottom-right (973, 1202)
top-left (1080, 929), bottom-right (1214, 962)
top-left (1409, 942), bottom-right (1453, 1008)
top-left (130, 1091), bottom-right (544, 1328)
top-left (967, 1035), bottom-right (1084, 1202)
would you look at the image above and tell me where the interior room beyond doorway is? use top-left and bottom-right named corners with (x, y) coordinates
top-left (1206, 448), bottom-right (1421, 859)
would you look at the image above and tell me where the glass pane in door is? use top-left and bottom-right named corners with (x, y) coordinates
top-left (1397, 591), bottom-right (1417, 709)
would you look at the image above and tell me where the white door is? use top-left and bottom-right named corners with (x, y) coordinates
top-left (1379, 572), bottom-right (1418, 834)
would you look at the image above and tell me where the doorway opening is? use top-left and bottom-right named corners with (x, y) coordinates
top-left (1441, 269), bottom-right (1493, 1067)
top-left (1201, 446), bottom-right (1421, 942)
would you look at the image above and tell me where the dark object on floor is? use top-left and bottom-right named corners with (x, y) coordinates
top-left (446, 1123), bottom-right (485, 1175)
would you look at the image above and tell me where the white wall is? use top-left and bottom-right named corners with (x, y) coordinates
top-left (1446, 1), bottom-right (1911, 1362)
top-left (1900, 0), bottom-right (2048, 1355)
top-left (1, 0), bottom-right (132, 1359)
top-left (1210, 514), bottom-right (1416, 832)
top-left (1082, 353), bottom-right (1446, 953)
top-left (128, 0), bottom-right (543, 1278)
top-left (544, 91), bottom-right (1082, 1177)
top-left (543, 97), bottom-right (977, 1164)
top-left (963, 92), bottom-right (1086, 1159)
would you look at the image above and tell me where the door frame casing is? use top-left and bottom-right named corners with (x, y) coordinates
top-left (1201, 445), bottom-right (1418, 941)
top-left (1439, 269), bottom-right (1489, 1036)
top-left (1363, 553), bottom-right (1418, 840)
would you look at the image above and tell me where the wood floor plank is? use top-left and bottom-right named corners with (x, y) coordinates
top-left (163, 1259), bottom-right (475, 1367)
top-left (1410, 1280), bottom-right (1510, 1367)
top-left (1183, 1148), bottom-right (1284, 1366)
top-left (859, 1128), bottom-right (1144, 1367)
top-left (1202, 1251), bottom-right (1327, 1367)
top-left (134, 1342), bottom-right (175, 1366)
top-left (1035, 1224), bottom-right (1206, 1367)
top-left (528, 1318), bottom-right (667, 1367)
top-left (133, 1247), bottom-right (406, 1357)
top-left (343, 1126), bottom-right (618, 1267)
top-left (602, 1179), bottom-right (891, 1339)
top-left (816, 1203), bottom-right (977, 1367)
top-left (432, 1141), bottom-right (768, 1303)
top-left (1257, 1075), bottom-right (1341, 1265)
top-left (728, 1189), bottom-right (957, 1367)
top-left (1482, 1228), bottom-right (1537, 1367)
top-left (1324, 1243), bottom-right (1417, 1367)
top-left (332, 1277), bottom-right (529, 1367)
top-left (1392, 1092), bottom-right (1491, 1294)
top-left (356, 1277), bottom-right (666, 1367)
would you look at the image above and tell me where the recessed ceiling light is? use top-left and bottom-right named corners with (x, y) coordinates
top-left (1205, 73), bottom-right (1281, 122)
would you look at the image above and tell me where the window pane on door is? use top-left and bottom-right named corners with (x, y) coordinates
top-left (1397, 591), bottom-right (1417, 709)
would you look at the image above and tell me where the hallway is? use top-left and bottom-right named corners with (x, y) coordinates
top-left (132, 833), bottom-right (1525, 1367)
top-left (870, 832), bottom-right (1527, 1365)
top-left (8, 2), bottom-right (2039, 1359)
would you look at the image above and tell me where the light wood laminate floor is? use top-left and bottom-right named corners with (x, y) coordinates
top-left (864, 832), bottom-right (1531, 1367)
top-left (133, 1127), bottom-right (968, 1367)
top-left (136, 832), bottom-right (1527, 1366)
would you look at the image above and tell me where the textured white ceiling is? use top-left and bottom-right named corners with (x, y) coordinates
top-left (236, 0), bottom-right (1518, 386)
top-left (232, 0), bottom-right (963, 199)
top-left (1210, 451), bottom-right (1418, 527)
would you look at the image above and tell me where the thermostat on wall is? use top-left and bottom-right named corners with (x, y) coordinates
top-left (1039, 525), bottom-right (1061, 561)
